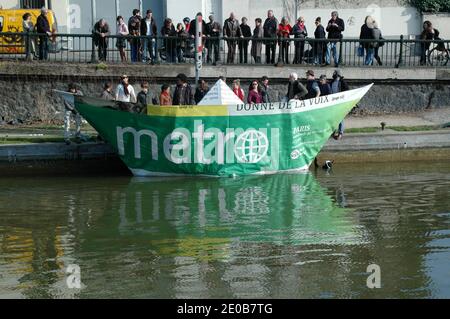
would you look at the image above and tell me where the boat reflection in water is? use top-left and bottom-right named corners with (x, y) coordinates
top-left (113, 173), bottom-right (366, 260)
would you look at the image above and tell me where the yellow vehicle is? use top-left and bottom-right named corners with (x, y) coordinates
top-left (0, 9), bottom-right (57, 54)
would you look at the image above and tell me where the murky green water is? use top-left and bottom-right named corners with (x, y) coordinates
top-left (0, 162), bottom-right (449, 299)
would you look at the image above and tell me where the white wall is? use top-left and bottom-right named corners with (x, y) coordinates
top-left (161, 0), bottom-right (419, 38)
top-left (423, 13), bottom-right (450, 40)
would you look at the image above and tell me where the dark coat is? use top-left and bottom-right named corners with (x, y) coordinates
top-left (194, 87), bottom-right (209, 104)
top-left (36, 14), bottom-right (50, 34)
top-left (173, 84), bottom-right (194, 105)
top-left (319, 83), bottom-right (332, 96)
top-left (260, 83), bottom-right (271, 103)
top-left (93, 21), bottom-right (110, 45)
top-left (292, 23), bottom-right (307, 38)
top-left (128, 15), bottom-right (141, 36)
top-left (359, 24), bottom-right (374, 49)
top-left (140, 17), bottom-right (157, 36)
top-left (223, 18), bottom-right (241, 37)
top-left (263, 17), bottom-right (279, 38)
top-left (287, 80), bottom-right (308, 100)
top-left (240, 24), bottom-right (252, 38)
top-left (206, 21), bottom-right (221, 37)
top-left (314, 24), bottom-right (326, 39)
top-left (189, 19), bottom-right (207, 38)
top-left (251, 26), bottom-right (264, 58)
top-left (326, 17), bottom-right (345, 39)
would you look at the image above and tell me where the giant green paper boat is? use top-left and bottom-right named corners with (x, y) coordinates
top-left (74, 80), bottom-right (373, 177)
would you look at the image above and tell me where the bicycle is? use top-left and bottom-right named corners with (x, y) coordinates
top-left (427, 39), bottom-right (449, 66)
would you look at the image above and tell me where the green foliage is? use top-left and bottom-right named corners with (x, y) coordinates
top-left (409, 0), bottom-right (450, 13)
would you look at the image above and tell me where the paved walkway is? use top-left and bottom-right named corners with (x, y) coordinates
top-left (345, 109), bottom-right (450, 129)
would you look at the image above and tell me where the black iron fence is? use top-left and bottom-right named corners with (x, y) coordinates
top-left (0, 32), bottom-right (449, 67)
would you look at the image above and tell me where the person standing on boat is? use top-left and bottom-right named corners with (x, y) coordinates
top-left (115, 75), bottom-right (137, 103)
top-left (100, 82), bottom-right (115, 100)
top-left (286, 72), bottom-right (307, 101)
top-left (260, 75), bottom-right (271, 103)
top-left (318, 75), bottom-right (332, 96)
top-left (194, 80), bottom-right (209, 104)
top-left (247, 81), bottom-right (263, 104)
top-left (173, 73), bottom-right (194, 105)
top-left (160, 84), bottom-right (172, 105)
top-left (305, 70), bottom-right (321, 99)
top-left (137, 81), bottom-right (153, 113)
top-left (330, 69), bottom-right (349, 140)
top-left (232, 79), bottom-right (245, 102)
top-left (64, 83), bottom-right (83, 145)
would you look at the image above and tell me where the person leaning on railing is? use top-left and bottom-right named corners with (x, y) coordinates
top-left (359, 16), bottom-right (376, 66)
top-left (22, 12), bottom-right (37, 59)
top-left (251, 18), bottom-right (264, 64)
top-left (176, 23), bottom-right (188, 63)
top-left (206, 15), bottom-right (221, 65)
top-left (313, 17), bottom-right (326, 65)
top-left (36, 7), bottom-right (52, 60)
top-left (140, 9), bottom-right (158, 64)
top-left (420, 21), bottom-right (443, 66)
top-left (239, 17), bottom-right (252, 64)
top-left (325, 11), bottom-right (345, 67)
top-left (128, 9), bottom-right (142, 63)
top-left (93, 18), bottom-right (110, 62)
top-left (116, 16), bottom-right (129, 62)
top-left (292, 16), bottom-right (307, 64)
top-left (161, 18), bottom-right (177, 63)
top-left (277, 17), bottom-right (292, 64)
top-left (263, 10), bottom-right (278, 64)
top-left (223, 12), bottom-right (242, 64)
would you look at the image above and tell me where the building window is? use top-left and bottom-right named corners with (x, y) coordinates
top-left (21, 0), bottom-right (47, 9)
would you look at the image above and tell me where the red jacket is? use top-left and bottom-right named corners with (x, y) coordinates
top-left (233, 88), bottom-right (244, 102)
top-left (278, 24), bottom-right (292, 38)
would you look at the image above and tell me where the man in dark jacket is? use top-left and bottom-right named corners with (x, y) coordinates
top-left (206, 15), bottom-right (221, 64)
top-left (173, 73), bottom-right (194, 105)
top-left (239, 17), bottom-right (252, 64)
top-left (286, 73), bottom-right (308, 100)
top-left (128, 9), bottom-right (141, 62)
top-left (263, 10), bottom-right (278, 64)
top-left (260, 76), bottom-right (271, 103)
top-left (36, 7), bottom-right (51, 60)
top-left (223, 12), bottom-right (242, 63)
top-left (325, 11), bottom-right (345, 67)
top-left (305, 70), bottom-right (320, 100)
top-left (314, 17), bottom-right (326, 65)
top-left (93, 19), bottom-right (110, 61)
top-left (140, 9), bottom-right (158, 64)
top-left (136, 81), bottom-right (153, 113)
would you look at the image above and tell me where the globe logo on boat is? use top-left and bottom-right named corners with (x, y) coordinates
top-left (234, 130), bottom-right (269, 163)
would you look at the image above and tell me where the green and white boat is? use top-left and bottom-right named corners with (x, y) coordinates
top-left (72, 80), bottom-right (372, 177)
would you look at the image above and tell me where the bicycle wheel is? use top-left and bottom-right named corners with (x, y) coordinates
top-left (428, 46), bottom-right (449, 66)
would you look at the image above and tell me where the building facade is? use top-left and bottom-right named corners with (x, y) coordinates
top-left (1, 0), bottom-right (441, 37)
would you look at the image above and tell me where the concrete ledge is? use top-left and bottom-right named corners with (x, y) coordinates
top-left (0, 142), bottom-right (115, 162)
top-left (0, 61), bottom-right (448, 81)
top-left (1, 130), bottom-right (449, 163)
top-left (323, 130), bottom-right (450, 151)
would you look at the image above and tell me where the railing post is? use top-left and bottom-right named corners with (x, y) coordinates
top-left (90, 34), bottom-right (97, 63)
top-left (338, 38), bottom-right (343, 65)
top-left (396, 34), bottom-right (403, 68)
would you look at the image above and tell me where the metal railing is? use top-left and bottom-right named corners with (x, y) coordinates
top-left (0, 32), bottom-right (449, 68)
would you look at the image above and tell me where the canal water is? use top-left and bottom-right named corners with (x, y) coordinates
top-left (0, 162), bottom-right (449, 298)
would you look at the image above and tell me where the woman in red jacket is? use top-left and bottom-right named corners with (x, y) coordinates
top-left (232, 79), bottom-right (245, 102)
top-left (278, 17), bottom-right (292, 64)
